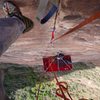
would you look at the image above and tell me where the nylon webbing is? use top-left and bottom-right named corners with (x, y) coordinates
top-left (36, 0), bottom-right (49, 20)
top-left (41, 4), bottom-right (58, 24)
top-left (36, 0), bottom-right (59, 24)
top-left (53, 11), bottom-right (100, 41)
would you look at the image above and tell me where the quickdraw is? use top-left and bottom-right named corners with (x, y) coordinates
top-left (51, 0), bottom-right (60, 41)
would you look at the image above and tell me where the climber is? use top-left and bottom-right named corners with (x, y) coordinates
top-left (0, 0), bottom-right (33, 56)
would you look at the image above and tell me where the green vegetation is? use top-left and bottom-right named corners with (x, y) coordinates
top-left (4, 66), bottom-right (58, 100)
top-left (2, 62), bottom-right (100, 100)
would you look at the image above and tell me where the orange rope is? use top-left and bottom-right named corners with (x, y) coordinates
top-left (53, 72), bottom-right (73, 100)
top-left (53, 11), bottom-right (100, 41)
top-left (48, 57), bottom-right (73, 100)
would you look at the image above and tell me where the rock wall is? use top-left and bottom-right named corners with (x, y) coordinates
top-left (61, 0), bottom-right (100, 16)
top-left (0, 0), bottom-right (100, 65)
top-left (34, 0), bottom-right (100, 16)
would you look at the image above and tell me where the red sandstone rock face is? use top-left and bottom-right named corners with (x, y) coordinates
top-left (0, 0), bottom-right (100, 66)
top-left (61, 0), bottom-right (100, 16)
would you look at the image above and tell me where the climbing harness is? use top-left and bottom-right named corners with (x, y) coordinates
top-left (36, 0), bottom-right (59, 24)
top-left (53, 11), bottom-right (100, 41)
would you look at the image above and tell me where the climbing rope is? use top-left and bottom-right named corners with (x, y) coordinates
top-left (53, 11), bottom-right (100, 41)
top-left (54, 73), bottom-right (73, 100)
top-left (51, 0), bottom-right (61, 41)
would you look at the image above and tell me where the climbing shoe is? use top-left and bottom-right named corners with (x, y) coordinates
top-left (3, 1), bottom-right (33, 33)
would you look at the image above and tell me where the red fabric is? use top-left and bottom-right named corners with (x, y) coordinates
top-left (43, 55), bottom-right (72, 72)
top-left (51, 31), bottom-right (55, 40)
